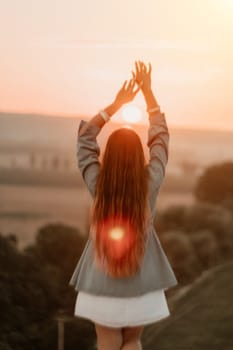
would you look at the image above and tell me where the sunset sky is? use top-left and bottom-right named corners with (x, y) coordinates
top-left (0, 0), bottom-right (233, 130)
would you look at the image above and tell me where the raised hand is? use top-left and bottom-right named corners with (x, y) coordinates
top-left (132, 60), bottom-right (152, 93)
top-left (114, 78), bottom-right (141, 107)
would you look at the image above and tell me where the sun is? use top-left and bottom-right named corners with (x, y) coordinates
top-left (122, 104), bottom-right (142, 124)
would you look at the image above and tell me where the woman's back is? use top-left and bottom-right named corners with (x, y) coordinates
top-left (91, 127), bottom-right (149, 278)
top-left (69, 108), bottom-right (178, 297)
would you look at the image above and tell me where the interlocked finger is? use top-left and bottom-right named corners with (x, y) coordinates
top-left (126, 78), bottom-right (136, 91)
top-left (135, 61), bottom-right (140, 75)
top-left (148, 62), bottom-right (152, 74)
top-left (122, 80), bottom-right (127, 90)
top-left (140, 61), bottom-right (146, 72)
top-left (133, 83), bottom-right (141, 95)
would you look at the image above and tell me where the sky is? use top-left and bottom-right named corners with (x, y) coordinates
top-left (0, 0), bottom-right (233, 130)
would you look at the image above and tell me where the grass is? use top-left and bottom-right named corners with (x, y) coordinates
top-left (142, 260), bottom-right (233, 350)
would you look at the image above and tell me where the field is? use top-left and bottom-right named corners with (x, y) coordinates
top-left (143, 260), bottom-right (233, 350)
top-left (1, 112), bottom-right (232, 251)
top-left (0, 183), bottom-right (195, 249)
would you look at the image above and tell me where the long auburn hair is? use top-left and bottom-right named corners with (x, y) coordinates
top-left (90, 127), bottom-right (149, 278)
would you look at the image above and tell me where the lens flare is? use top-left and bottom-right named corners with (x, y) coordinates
top-left (97, 216), bottom-right (136, 261)
top-left (109, 227), bottom-right (124, 240)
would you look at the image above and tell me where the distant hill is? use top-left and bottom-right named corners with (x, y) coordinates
top-left (142, 260), bottom-right (233, 350)
top-left (1, 112), bottom-right (233, 166)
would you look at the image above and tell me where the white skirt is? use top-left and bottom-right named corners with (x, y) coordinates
top-left (74, 289), bottom-right (170, 328)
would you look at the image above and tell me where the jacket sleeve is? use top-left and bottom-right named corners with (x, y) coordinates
top-left (77, 119), bottom-right (101, 197)
top-left (147, 110), bottom-right (169, 216)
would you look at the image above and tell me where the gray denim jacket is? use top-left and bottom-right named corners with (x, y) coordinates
top-left (69, 110), bottom-right (178, 297)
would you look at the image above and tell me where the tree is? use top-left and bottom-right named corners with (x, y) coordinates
top-left (29, 152), bottom-right (36, 169)
top-left (194, 161), bottom-right (233, 204)
top-left (160, 230), bottom-right (202, 283)
top-left (35, 222), bottom-right (86, 280)
top-left (51, 155), bottom-right (60, 170)
top-left (0, 342), bottom-right (13, 350)
top-left (189, 230), bottom-right (220, 268)
top-left (0, 229), bottom-right (94, 350)
top-left (155, 205), bottom-right (187, 233)
top-left (156, 201), bottom-right (233, 266)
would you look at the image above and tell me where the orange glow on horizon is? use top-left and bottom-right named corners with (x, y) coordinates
top-left (0, 1), bottom-right (233, 131)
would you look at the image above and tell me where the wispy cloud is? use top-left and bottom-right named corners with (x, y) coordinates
top-left (33, 38), bottom-right (216, 53)
top-left (79, 65), bottom-right (223, 84)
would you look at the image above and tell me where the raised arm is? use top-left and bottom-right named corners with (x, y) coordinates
top-left (77, 78), bottom-right (141, 197)
top-left (77, 119), bottom-right (101, 197)
top-left (147, 107), bottom-right (169, 197)
top-left (142, 82), bottom-right (169, 186)
top-left (133, 61), bottom-right (169, 215)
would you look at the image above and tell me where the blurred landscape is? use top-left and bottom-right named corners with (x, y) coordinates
top-left (1, 112), bottom-right (233, 248)
top-left (0, 112), bottom-right (233, 349)
top-left (142, 260), bottom-right (233, 350)
top-left (1, 0), bottom-right (233, 348)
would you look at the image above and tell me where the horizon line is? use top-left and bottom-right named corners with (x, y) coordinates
top-left (0, 109), bottom-right (233, 134)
